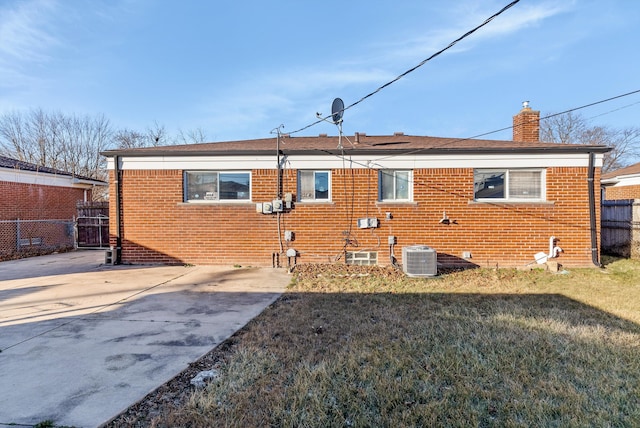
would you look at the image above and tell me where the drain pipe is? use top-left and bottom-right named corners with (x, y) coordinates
top-left (114, 155), bottom-right (122, 264)
top-left (272, 126), bottom-right (285, 261)
top-left (588, 152), bottom-right (600, 267)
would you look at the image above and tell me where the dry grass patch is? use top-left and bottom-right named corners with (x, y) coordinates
top-left (133, 261), bottom-right (640, 427)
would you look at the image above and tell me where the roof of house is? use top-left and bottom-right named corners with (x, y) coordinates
top-left (102, 133), bottom-right (611, 157)
top-left (601, 162), bottom-right (640, 181)
top-left (0, 155), bottom-right (107, 185)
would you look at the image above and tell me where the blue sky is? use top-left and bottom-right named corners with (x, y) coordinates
top-left (0, 0), bottom-right (638, 144)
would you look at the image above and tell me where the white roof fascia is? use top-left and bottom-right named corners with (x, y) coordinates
top-left (607, 174), bottom-right (640, 187)
top-left (0, 168), bottom-right (103, 188)
top-left (108, 152), bottom-right (604, 171)
top-left (71, 177), bottom-right (107, 187)
top-left (600, 178), bottom-right (619, 186)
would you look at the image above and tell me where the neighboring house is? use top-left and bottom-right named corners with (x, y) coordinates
top-left (601, 162), bottom-right (640, 200)
top-left (103, 105), bottom-right (610, 269)
top-left (0, 155), bottom-right (106, 257)
top-left (600, 163), bottom-right (640, 258)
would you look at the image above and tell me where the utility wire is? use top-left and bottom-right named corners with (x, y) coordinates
top-left (370, 88), bottom-right (640, 162)
top-left (585, 99), bottom-right (640, 122)
top-left (301, 88), bottom-right (640, 173)
top-left (287, 0), bottom-right (521, 136)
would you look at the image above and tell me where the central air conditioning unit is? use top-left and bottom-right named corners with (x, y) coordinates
top-left (402, 245), bottom-right (437, 277)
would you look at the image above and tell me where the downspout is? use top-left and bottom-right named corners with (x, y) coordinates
top-left (276, 128), bottom-right (282, 199)
top-left (588, 152), bottom-right (600, 267)
top-left (114, 155), bottom-right (122, 264)
top-left (273, 126), bottom-right (284, 261)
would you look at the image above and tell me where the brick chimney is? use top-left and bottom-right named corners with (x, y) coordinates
top-left (512, 101), bottom-right (540, 142)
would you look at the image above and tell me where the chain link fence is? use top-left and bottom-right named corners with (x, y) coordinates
top-left (0, 219), bottom-right (75, 261)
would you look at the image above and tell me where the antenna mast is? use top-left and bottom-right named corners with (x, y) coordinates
top-left (316, 98), bottom-right (345, 148)
top-left (271, 124), bottom-right (285, 198)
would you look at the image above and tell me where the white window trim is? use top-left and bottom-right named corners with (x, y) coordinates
top-left (298, 170), bottom-right (332, 202)
top-left (379, 170), bottom-right (413, 202)
top-left (474, 168), bottom-right (546, 202)
top-left (184, 171), bottom-right (252, 203)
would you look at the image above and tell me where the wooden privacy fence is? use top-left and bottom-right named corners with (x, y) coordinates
top-left (601, 199), bottom-right (640, 258)
top-left (76, 201), bottom-right (109, 248)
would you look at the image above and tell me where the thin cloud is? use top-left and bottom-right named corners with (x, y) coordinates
top-left (469, 2), bottom-right (573, 38)
top-left (213, 1), bottom-right (575, 138)
top-left (271, 67), bottom-right (394, 93)
top-left (0, 0), bottom-right (60, 64)
top-left (196, 65), bottom-right (394, 138)
top-left (0, 0), bottom-right (63, 98)
top-left (378, 1), bottom-right (575, 61)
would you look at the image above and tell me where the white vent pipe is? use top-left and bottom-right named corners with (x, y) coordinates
top-left (548, 236), bottom-right (563, 259)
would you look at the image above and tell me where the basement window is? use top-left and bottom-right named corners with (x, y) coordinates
top-left (345, 251), bottom-right (378, 266)
top-left (474, 169), bottom-right (545, 201)
top-left (184, 171), bottom-right (251, 202)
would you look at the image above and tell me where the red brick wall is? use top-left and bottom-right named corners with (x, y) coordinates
top-left (0, 181), bottom-right (87, 220)
top-left (512, 108), bottom-right (540, 143)
top-left (110, 166), bottom-right (601, 268)
top-left (0, 181), bottom-right (88, 254)
top-left (604, 185), bottom-right (640, 200)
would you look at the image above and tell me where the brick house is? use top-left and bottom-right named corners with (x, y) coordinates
top-left (601, 162), bottom-right (640, 200)
top-left (0, 155), bottom-right (106, 256)
top-left (103, 105), bottom-right (610, 269)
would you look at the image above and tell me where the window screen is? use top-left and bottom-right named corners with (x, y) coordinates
top-left (185, 171), bottom-right (250, 202)
top-left (474, 169), bottom-right (544, 201)
top-left (380, 170), bottom-right (411, 201)
top-left (299, 171), bottom-right (330, 201)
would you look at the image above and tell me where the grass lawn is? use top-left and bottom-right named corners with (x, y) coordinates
top-left (148, 258), bottom-right (640, 427)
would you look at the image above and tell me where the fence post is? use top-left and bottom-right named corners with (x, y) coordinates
top-left (73, 215), bottom-right (77, 250)
top-left (15, 218), bottom-right (20, 251)
top-left (632, 200), bottom-right (640, 259)
top-left (99, 216), bottom-right (103, 248)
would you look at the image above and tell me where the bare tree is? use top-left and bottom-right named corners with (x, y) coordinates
top-left (0, 109), bottom-right (211, 189)
top-left (0, 112), bottom-right (27, 160)
top-left (175, 127), bottom-right (207, 145)
top-left (146, 121), bottom-right (168, 146)
top-left (113, 128), bottom-right (147, 149)
top-left (540, 112), bottom-right (640, 173)
top-left (0, 109), bottom-right (112, 179)
top-left (113, 122), bottom-right (170, 149)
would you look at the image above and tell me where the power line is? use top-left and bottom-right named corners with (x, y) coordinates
top-left (369, 88), bottom-right (640, 162)
top-left (293, 88), bottom-right (639, 170)
top-left (286, 0), bottom-right (521, 136)
top-left (539, 89), bottom-right (640, 126)
top-left (431, 89), bottom-right (640, 142)
top-left (281, 90), bottom-right (640, 255)
top-left (584, 99), bottom-right (640, 122)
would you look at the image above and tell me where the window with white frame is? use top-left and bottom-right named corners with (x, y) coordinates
top-left (299, 170), bottom-right (330, 201)
top-left (184, 171), bottom-right (251, 202)
top-left (379, 170), bottom-right (412, 201)
top-left (474, 169), bottom-right (545, 201)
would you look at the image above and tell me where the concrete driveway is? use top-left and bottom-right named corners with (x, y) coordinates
top-left (0, 250), bottom-right (290, 427)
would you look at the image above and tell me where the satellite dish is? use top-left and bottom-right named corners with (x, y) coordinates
top-left (331, 98), bottom-right (344, 124)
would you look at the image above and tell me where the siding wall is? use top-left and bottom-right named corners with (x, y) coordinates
top-left (109, 166), bottom-right (601, 268)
